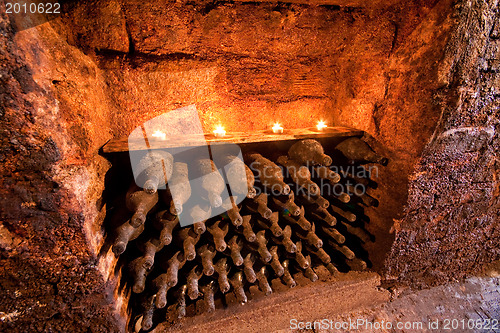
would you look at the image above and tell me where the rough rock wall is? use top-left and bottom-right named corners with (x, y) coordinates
top-left (0, 1), bottom-right (124, 331)
top-left (385, 0), bottom-right (500, 287)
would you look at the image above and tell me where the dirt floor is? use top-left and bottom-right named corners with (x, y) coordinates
top-left (149, 263), bottom-right (500, 333)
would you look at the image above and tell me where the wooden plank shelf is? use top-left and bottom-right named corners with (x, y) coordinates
top-left (102, 126), bottom-right (364, 153)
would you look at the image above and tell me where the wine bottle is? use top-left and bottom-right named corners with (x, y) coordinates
top-left (164, 162), bottom-right (191, 215)
top-left (154, 251), bottom-right (186, 308)
top-left (330, 205), bottom-right (356, 222)
top-left (235, 215), bottom-right (257, 242)
top-left (186, 265), bottom-right (203, 300)
top-left (192, 158), bottom-right (225, 207)
top-left (227, 235), bottom-right (244, 266)
top-left (277, 156), bottom-right (320, 195)
top-left (256, 212), bottom-right (283, 237)
top-left (243, 253), bottom-right (257, 283)
top-left (176, 285), bottom-right (188, 318)
top-left (307, 205), bottom-right (337, 226)
top-left (137, 237), bottom-right (163, 269)
top-left (335, 137), bottom-right (388, 165)
top-left (198, 244), bottom-right (216, 276)
top-left (221, 196), bottom-right (243, 226)
top-left (271, 192), bottom-right (301, 217)
top-left (327, 240), bottom-right (356, 260)
top-left (129, 256), bottom-right (150, 293)
top-left (294, 223), bottom-right (323, 249)
top-left (187, 204), bottom-right (211, 234)
top-left (272, 225), bottom-right (297, 253)
top-left (268, 246), bottom-right (285, 277)
top-left (345, 184), bottom-right (378, 207)
top-left (229, 271), bottom-right (248, 304)
top-left (282, 206), bottom-right (312, 231)
top-left (245, 193), bottom-right (273, 219)
top-left (214, 257), bottom-right (231, 293)
top-left (281, 260), bottom-right (297, 288)
top-left (313, 166), bottom-right (341, 183)
top-left (126, 184), bottom-right (158, 228)
top-left (135, 150), bottom-right (174, 194)
top-left (320, 225), bottom-right (346, 244)
top-left (207, 220), bottom-right (229, 252)
top-left (288, 139), bottom-right (332, 166)
top-left (141, 295), bottom-right (156, 331)
top-left (219, 154), bottom-right (257, 199)
top-left (253, 230), bottom-right (273, 263)
top-left (154, 210), bottom-right (179, 246)
top-left (112, 220), bottom-right (145, 255)
top-left (297, 192), bottom-right (330, 209)
top-left (256, 266), bottom-right (272, 295)
top-left (200, 280), bottom-right (216, 312)
top-left (245, 153), bottom-right (290, 195)
top-left (176, 227), bottom-right (201, 261)
top-left (339, 220), bottom-right (371, 243)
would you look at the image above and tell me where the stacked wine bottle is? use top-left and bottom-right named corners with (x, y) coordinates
top-left (108, 137), bottom-right (387, 330)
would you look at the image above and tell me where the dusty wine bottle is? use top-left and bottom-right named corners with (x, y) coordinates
top-left (176, 227), bottom-right (201, 261)
top-left (288, 139), bottom-right (332, 166)
top-left (136, 150), bottom-right (174, 194)
top-left (335, 137), bottom-right (388, 165)
top-left (219, 154), bottom-right (257, 199)
top-left (137, 237), bottom-right (163, 269)
top-left (308, 205), bottom-right (337, 226)
top-left (176, 285), bottom-right (188, 319)
top-left (243, 253), bottom-right (257, 283)
top-left (198, 244), bottom-right (216, 276)
top-left (112, 220), bottom-right (145, 255)
top-left (272, 225), bottom-right (297, 253)
top-left (256, 212), bottom-right (283, 237)
top-left (272, 191), bottom-right (301, 217)
top-left (188, 204), bottom-right (211, 234)
top-left (330, 205), bottom-right (357, 223)
top-left (129, 256), bottom-right (150, 293)
top-left (214, 257), bottom-right (231, 293)
top-left (245, 193), bottom-right (273, 219)
top-left (297, 192), bottom-right (330, 209)
top-left (192, 158), bottom-right (225, 208)
top-left (154, 210), bottom-right (179, 246)
top-left (126, 184), bottom-right (158, 228)
top-left (187, 266), bottom-right (203, 300)
top-left (313, 166), bottom-right (341, 183)
top-left (281, 260), bottom-right (297, 288)
top-left (201, 281), bottom-right (216, 313)
top-left (268, 246), bottom-right (285, 277)
top-left (277, 156), bottom-right (320, 195)
top-left (282, 206), bottom-right (312, 231)
top-left (141, 295), bottom-right (156, 331)
top-left (245, 153), bottom-right (290, 195)
top-left (295, 223), bottom-right (323, 249)
top-left (235, 215), bottom-right (257, 242)
top-left (221, 196), bottom-right (243, 226)
top-left (227, 235), bottom-right (244, 266)
top-left (327, 240), bottom-right (356, 260)
top-left (164, 162), bottom-right (191, 215)
top-left (207, 220), bottom-right (229, 252)
top-left (229, 271), bottom-right (248, 304)
top-left (320, 225), bottom-right (346, 244)
top-left (254, 230), bottom-right (273, 263)
top-left (256, 266), bottom-right (272, 296)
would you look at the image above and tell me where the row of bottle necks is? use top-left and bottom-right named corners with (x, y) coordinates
top-left (108, 137), bottom-right (387, 330)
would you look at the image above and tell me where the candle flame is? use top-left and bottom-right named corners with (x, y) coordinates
top-left (316, 120), bottom-right (327, 130)
top-left (152, 130), bottom-right (166, 140)
top-left (272, 123), bottom-right (284, 133)
top-left (213, 125), bottom-right (226, 137)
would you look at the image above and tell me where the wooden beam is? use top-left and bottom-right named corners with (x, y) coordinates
top-left (102, 126), bottom-right (363, 153)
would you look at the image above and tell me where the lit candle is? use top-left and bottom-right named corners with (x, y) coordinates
top-left (316, 120), bottom-right (327, 131)
top-left (213, 125), bottom-right (226, 137)
top-left (272, 123), bottom-right (284, 134)
top-left (152, 130), bottom-right (166, 140)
